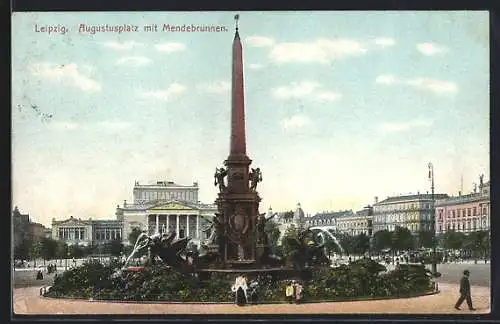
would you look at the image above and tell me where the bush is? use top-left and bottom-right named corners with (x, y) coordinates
top-left (45, 259), bottom-right (433, 302)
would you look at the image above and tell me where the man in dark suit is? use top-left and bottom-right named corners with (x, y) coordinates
top-left (454, 270), bottom-right (476, 310)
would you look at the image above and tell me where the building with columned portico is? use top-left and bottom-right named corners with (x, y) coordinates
top-left (51, 216), bottom-right (122, 247)
top-left (117, 180), bottom-right (217, 245)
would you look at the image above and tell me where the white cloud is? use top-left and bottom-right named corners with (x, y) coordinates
top-left (374, 37), bottom-right (396, 47)
top-left (272, 81), bottom-right (320, 100)
top-left (316, 91), bottom-right (342, 102)
top-left (249, 63), bottom-right (265, 70)
top-left (379, 118), bottom-right (433, 133)
top-left (48, 121), bottom-right (132, 132)
top-left (116, 56), bottom-right (151, 67)
top-left (416, 42), bottom-right (449, 56)
top-left (199, 80), bottom-right (231, 94)
top-left (103, 41), bottom-right (143, 50)
top-left (406, 78), bottom-right (458, 94)
top-left (245, 36), bottom-right (275, 47)
top-left (375, 74), bottom-right (398, 85)
top-left (282, 114), bottom-right (311, 130)
top-left (375, 74), bottom-right (458, 95)
top-left (29, 63), bottom-right (101, 92)
top-left (48, 121), bottom-right (80, 131)
top-left (154, 43), bottom-right (186, 53)
top-left (139, 83), bottom-right (186, 101)
top-left (94, 121), bottom-right (132, 132)
top-left (269, 39), bottom-right (367, 64)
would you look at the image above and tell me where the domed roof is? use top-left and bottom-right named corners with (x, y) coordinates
top-left (293, 203), bottom-right (305, 221)
top-left (265, 206), bottom-right (273, 218)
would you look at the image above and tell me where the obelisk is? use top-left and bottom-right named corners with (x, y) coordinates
top-left (214, 15), bottom-right (262, 266)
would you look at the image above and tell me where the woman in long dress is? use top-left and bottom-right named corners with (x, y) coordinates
top-left (232, 276), bottom-right (248, 306)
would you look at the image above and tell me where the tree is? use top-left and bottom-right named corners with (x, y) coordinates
top-left (128, 228), bottom-right (143, 246)
top-left (29, 239), bottom-right (43, 267)
top-left (280, 224), bottom-right (299, 257)
top-left (354, 233), bottom-right (370, 255)
top-left (14, 235), bottom-right (33, 261)
top-left (40, 237), bottom-right (59, 262)
top-left (417, 230), bottom-right (435, 249)
top-left (69, 244), bottom-right (84, 258)
top-left (443, 230), bottom-right (466, 251)
top-left (109, 238), bottom-right (123, 257)
top-left (338, 233), bottom-right (356, 256)
top-left (264, 219), bottom-right (281, 249)
top-left (56, 242), bottom-right (68, 261)
top-left (372, 230), bottom-right (392, 253)
top-left (391, 226), bottom-right (414, 252)
top-left (465, 230), bottom-right (489, 263)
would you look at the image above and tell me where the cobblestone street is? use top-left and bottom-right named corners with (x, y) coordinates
top-left (13, 283), bottom-right (490, 315)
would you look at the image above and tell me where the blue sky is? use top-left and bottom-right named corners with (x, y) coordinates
top-left (12, 11), bottom-right (489, 227)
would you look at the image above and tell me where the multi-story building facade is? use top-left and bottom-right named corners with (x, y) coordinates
top-left (435, 180), bottom-right (490, 234)
top-left (307, 208), bottom-right (373, 236)
top-left (12, 206), bottom-right (31, 249)
top-left (338, 207), bottom-right (374, 236)
top-left (372, 193), bottom-right (448, 234)
top-left (132, 180), bottom-right (199, 204)
top-left (51, 216), bottom-right (122, 247)
top-left (307, 210), bottom-right (354, 232)
top-left (271, 203), bottom-right (307, 243)
top-left (118, 180), bottom-right (217, 245)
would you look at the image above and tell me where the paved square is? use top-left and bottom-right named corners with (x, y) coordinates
top-left (13, 284), bottom-right (490, 315)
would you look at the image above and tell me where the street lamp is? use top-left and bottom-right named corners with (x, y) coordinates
top-left (428, 162), bottom-right (437, 275)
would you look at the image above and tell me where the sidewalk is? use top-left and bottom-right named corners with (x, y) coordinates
top-left (13, 283), bottom-right (490, 315)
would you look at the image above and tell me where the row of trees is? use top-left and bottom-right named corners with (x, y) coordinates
top-left (13, 234), bottom-right (126, 265)
top-left (265, 221), bottom-right (491, 262)
top-left (439, 230), bottom-right (490, 260)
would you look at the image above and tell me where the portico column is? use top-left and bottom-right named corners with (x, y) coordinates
top-left (166, 214), bottom-right (170, 233)
top-left (186, 215), bottom-right (190, 238)
top-left (196, 215), bottom-right (200, 239)
top-left (176, 214), bottom-right (180, 238)
top-left (156, 214), bottom-right (159, 234)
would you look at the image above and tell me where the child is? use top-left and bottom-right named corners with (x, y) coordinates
top-left (294, 282), bottom-right (303, 304)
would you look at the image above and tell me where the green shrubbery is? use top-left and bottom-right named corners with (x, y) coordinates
top-left (45, 258), bottom-right (434, 302)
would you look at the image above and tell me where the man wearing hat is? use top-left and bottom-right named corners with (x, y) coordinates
top-left (454, 270), bottom-right (475, 310)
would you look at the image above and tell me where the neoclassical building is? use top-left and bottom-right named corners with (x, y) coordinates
top-left (117, 180), bottom-right (217, 245)
top-left (372, 193), bottom-right (448, 234)
top-left (435, 179), bottom-right (490, 234)
top-left (51, 216), bottom-right (122, 246)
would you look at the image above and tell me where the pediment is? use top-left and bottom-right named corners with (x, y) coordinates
top-left (150, 201), bottom-right (196, 211)
top-left (59, 218), bottom-right (90, 226)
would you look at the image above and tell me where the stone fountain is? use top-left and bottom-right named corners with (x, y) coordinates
top-left (121, 16), bottom-right (335, 282)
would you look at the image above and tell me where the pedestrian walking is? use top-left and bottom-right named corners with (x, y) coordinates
top-left (454, 270), bottom-right (476, 311)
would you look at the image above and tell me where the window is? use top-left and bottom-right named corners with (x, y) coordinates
top-left (468, 209), bottom-right (472, 216)
top-left (452, 210), bottom-right (456, 218)
top-left (438, 225), bottom-right (442, 232)
top-left (483, 208), bottom-right (487, 215)
top-left (448, 211), bottom-right (451, 218)
top-left (473, 207), bottom-right (477, 216)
